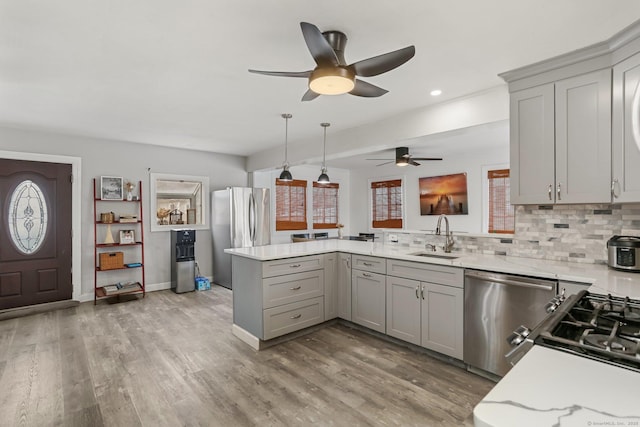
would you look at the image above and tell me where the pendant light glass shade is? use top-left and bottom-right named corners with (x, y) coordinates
top-left (318, 122), bottom-right (331, 183)
top-left (279, 113), bottom-right (293, 181)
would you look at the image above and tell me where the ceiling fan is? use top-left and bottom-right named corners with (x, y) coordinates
top-left (249, 22), bottom-right (415, 101)
top-left (366, 147), bottom-right (443, 167)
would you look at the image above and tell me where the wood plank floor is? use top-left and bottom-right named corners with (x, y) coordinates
top-left (0, 286), bottom-right (494, 426)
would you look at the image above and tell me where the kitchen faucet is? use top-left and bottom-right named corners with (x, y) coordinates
top-left (435, 214), bottom-right (455, 253)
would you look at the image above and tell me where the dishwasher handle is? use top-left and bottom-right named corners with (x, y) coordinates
top-left (465, 271), bottom-right (556, 292)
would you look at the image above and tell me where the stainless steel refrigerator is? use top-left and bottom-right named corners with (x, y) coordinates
top-left (211, 187), bottom-right (270, 289)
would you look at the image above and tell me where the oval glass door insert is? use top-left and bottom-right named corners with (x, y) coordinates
top-left (8, 180), bottom-right (48, 254)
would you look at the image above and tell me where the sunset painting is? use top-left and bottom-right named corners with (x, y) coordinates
top-left (419, 173), bottom-right (468, 215)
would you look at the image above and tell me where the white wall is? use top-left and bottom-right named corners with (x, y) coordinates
top-left (0, 126), bottom-right (248, 299)
top-left (253, 165), bottom-right (351, 244)
top-left (349, 135), bottom-right (509, 235)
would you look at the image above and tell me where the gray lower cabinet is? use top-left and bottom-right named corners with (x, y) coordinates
top-left (232, 254), bottom-right (326, 341)
top-left (324, 253), bottom-right (338, 320)
top-left (352, 255), bottom-right (386, 333)
top-left (337, 252), bottom-right (352, 320)
top-left (386, 275), bottom-right (421, 345)
top-left (385, 259), bottom-right (464, 360)
top-left (612, 50), bottom-right (640, 202)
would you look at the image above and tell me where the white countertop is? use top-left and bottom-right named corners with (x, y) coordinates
top-left (225, 240), bottom-right (640, 298)
top-left (474, 346), bottom-right (640, 427)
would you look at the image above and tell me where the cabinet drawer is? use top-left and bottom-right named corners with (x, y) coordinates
top-left (386, 259), bottom-right (463, 288)
top-left (262, 255), bottom-right (324, 278)
top-left (263, 270), bottom-right (324, 309)
top-left (352, 254), bottom-right (386, 274)
top-left (263, 297), bottom-right (325, 340)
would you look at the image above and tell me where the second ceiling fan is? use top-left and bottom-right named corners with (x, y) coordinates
top-left (367, 147), bottom-right (443, 167)
top-left (249, 22), bottom-right (415, 101)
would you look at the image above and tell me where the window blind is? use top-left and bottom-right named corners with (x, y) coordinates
top-left (371, 179), bottom-right (403, 229)
top-left (488, 169), bottom-right (515, 234)
top-left (312, 182), bottom-right (339, 229)
top-left (275, 179), bottom-right (308, 231)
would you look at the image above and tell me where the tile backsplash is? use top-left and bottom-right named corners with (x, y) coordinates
top-left (388, 203), bottom-right (640, 265)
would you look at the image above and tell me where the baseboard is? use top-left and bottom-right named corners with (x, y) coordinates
top-left (0, 299), bottom-right (80, 321)
top-left (232, 324), bottom-right (261, 350)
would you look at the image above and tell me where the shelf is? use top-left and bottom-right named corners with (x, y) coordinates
top-left (96, 282), bottom-right (144, 298)
top-left (96, 264), bottom-right (143, 272)
top-left (96, 242), bottom-right (142, 248)
top-left (93, 178), bottom-right (145, 305)
top-left (95, 221), bottom-right (141, 224)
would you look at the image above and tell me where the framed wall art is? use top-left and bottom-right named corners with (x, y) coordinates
top-left (100, 176), bottom-right (123, 200)
top-left (119, 229), bottom-right (135, 244)
top-left (419, 172), bottom-right (468, 215)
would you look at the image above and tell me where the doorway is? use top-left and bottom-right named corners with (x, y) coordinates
top-left (0, 158), bottom-right (73, 309)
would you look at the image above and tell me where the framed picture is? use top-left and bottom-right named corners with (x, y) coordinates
top-left (119, 229), bottom-right (135, 244)
top-left (419, 173), bottom-right (469, 215)
top-left (101, 176), bottom-right (123, 200)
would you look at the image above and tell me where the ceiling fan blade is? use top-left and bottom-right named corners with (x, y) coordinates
top-left (411, 157), bottom-right (443, 161)
top-left (376, 160), bottom-right (395, 167)
top-left (349, 46), bottom-right (416, 77)
top-left (366, 158), bottom-right (394, 161)
top-left (350, 79), bottom-right (388, 97)
top-left (301, 89), bottom-right (320, 102)
top-left (248, 69), bottom-right (311, 78)
top-left (409, 160), bottom-right (421, 166)
top-left (300, 22), bottom-right (339, 67)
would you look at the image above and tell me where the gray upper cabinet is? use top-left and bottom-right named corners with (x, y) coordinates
top-left (510, 84), bottom-right (555, 204)
top-left (509, 70), bottom-right (612, 204)
top-left (612, 51), bottom-right (640, 202)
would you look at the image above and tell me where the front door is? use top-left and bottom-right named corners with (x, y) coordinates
top-left (0, 159), bottom-right (72, 310)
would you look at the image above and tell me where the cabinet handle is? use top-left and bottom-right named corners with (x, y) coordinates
top-left (548, 184), bottom-right (552, 200)
top-left (289, 264), bottom-right (301, 268)
top-left (289, 285), bottom-right (301, 290)
top-left (362, 273), bottom-right (372, 278)
top-left (290, 314), bottom-right (302, 319)
top-left (363, 262), bottom-right (373, 266)
top-left (612, 179), bottom-right (619, 198)
top-left (415, 286), bottom-right (419, 299)
top-left (421, 285), bottom-right (425, 300)
top-left (557, 183), bottom-right (561, 200)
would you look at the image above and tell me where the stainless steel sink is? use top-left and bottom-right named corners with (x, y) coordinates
top-left (408, 252), bottom-right (459, 260)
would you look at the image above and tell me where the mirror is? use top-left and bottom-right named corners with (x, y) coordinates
top-left (150, 173), bottom-right (210, 232)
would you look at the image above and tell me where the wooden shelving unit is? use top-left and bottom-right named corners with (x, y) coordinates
top-left (93, 179), bottom-right (146, 304)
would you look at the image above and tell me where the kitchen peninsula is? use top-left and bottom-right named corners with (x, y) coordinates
top-left (227, 239), bottom-right (640, 426)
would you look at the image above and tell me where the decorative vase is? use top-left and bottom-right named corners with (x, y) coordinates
top-left (104, 224), bottom-right (115, 244)
top-left (337, 228), bottom-right (343, 239)
top-left (127, 191), bottom-right (133, 201)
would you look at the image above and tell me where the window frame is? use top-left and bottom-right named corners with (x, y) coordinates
top-left (312, 182), bottom-right (339, 229)
top-left (275, 178), bottom-right (308, 231)
top-left (368, 177), bottom-right (405, 230)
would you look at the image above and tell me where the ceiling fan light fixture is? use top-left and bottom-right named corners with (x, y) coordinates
top-left (396, 159), bottom-right (410, 167)
top-left (309, 68), bottom-right (355, 95)
top-left (279, 113), bottom-right (293, 181)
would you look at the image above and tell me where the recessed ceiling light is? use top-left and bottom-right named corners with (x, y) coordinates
top-left (430, 89), bottom-right (442, 97)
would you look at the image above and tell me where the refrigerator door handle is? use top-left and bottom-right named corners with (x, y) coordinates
top-left (248, 192), bottom-right (256, 244)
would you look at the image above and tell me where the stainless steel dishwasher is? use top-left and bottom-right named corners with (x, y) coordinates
top-left (463, 269), bottom-right (557, 377)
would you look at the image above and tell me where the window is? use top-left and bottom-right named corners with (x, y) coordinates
top-left (371, 179), bottom-right (403, 228)
top-left (276, 179), bottom-right (307, 230)
top-left (150, 173), bottom-right (209, 232)
top-left (488, 169), bottom-right (515, 234)
top-left (313, 182), bottom-right (339, 229)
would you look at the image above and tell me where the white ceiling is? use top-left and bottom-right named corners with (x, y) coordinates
top-left (1, 1), bottom-right (639, 158)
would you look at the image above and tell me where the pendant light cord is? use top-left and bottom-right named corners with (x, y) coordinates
top-left (282, 113), bottom-right (292, 166)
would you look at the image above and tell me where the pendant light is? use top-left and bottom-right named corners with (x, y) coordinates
top-left (279, 113), bottom-right (293, 181)
top-left (317, 122), bottom-right (330, 183)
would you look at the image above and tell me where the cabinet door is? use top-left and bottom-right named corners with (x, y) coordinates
top-left (420, 282), bottom-right (463, 360)
top-left (613, 51), bottom-right (640, 202)
top-left (337, 253), bottom-right (352, 321)
top-left (510, 84), bottom-right (556, 204)
top-left (324, 253), bottom-right (338, 320)
top-left (555, 69), bottom-right (612, 203)
top-left (386, 276), bottom-right (420, 345)
top-left (351, 270), bottom-right (386, 333)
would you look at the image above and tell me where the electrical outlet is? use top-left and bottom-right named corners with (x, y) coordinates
top-left (389, 234), bottom-right (398, 242)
